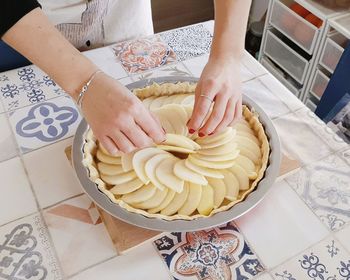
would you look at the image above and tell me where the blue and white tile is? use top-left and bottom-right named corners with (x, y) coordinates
top-left (235, 180), bottom-right (329, 269)
top-left (160, 24), bottom-right (212, 61)
top-left (243, 79), bottom-right (291, 119)
top-left (83, 46), bottom-right (128, 80)
top-left (0, 66), bottom-right (67, 112)
top-left (69, 241), bottom-right (169, 280)
top-left (154, 222), bottom-right (265, 280)
top-left (272, 111), bottom-right (334, 165)
top-left (0, 113), bottom-right (18, 162)
top-left (286, 153), bottom-right (350, 231)
top-left (272, 236), bottom-right (350, 280)
top-left (294, 107), bottom-right (349, 153)
top-left (8, 95), bottom-right (81, 153)
top-left (335, 223), bottom-right (350, 253)
top-left (23, 137), bottom-right (83, 209)
top-left (258, 75), bottom-right (305, 112)
top-left (242, 51), bottom-right (268, 77)
top-left (0, 213), bottom-right (63, 279)
top-left (0, 157), bottom-right (37, 226)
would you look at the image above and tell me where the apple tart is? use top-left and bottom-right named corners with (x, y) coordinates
top-left (83, 82), bottom-right (269, 220)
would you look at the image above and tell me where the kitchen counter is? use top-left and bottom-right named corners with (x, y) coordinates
top-left (0, 21), bottom-right (349, 280)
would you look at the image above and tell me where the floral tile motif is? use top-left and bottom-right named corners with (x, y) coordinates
top-left (43, 194), bottom-right (116, 277)
top-left (0, 213), bottom-right (63, 279)
top-left (285, 153), bottom-right (350, 231)
top-left (272, 237), bottom-right (350, 280)
top-left (112, 35), bottom-right (177, 74)
top-left (0, 113), bottom-right (18, 162)
top-left (8, 96), bottom-right (81, 153)
top-left (160, 24), bottom-right (212, 61)
top-left (0, 66), bottom-right (67, 112)
top-left (335, 223), bottom-right (350, 253)
top-left (154, 222), bottom-right (265, 280)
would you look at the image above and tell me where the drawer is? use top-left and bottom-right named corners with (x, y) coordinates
top-left (269, 0), bottom-right (320, 54)
top-left (260, 56), bottom-right (301, 96)
top-left (263, 30), bottom-right (310, 84)
top-left (320, 33), bottom-right (348, 73)
top-left (310, 69), bottom-right (330, 100)
top-left (305, 98), bottom-right (317, 112)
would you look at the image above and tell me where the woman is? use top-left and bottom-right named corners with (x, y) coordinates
top-left (1, 0), bottom-right (251, 155)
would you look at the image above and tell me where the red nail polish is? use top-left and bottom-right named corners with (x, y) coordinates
top-left (209, 132), bottom-right (214, 136)
top-left (189, 128), bottom-right (195, 134)
top-left (199, 132), bottom-right (205, 137)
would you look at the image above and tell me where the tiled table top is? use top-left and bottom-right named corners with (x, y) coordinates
top-left (0, 21), bottom-right (349, 280)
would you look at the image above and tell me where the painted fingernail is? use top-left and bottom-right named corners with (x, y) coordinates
top-left (189, 128), bottom-right (195, 134)
top-left (199, 132), bottom-right (205, 137)
top-left (209, 132), bottom-right (214, 136)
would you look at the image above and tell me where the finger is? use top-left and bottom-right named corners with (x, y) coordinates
top-left (199, 94), bottom-right (229, 136)
top-left (110, 130), bottom-right (135, 154)
top-left (135, 109), bottom-right (165, 143)
top-left (149, 111), bottom-right (166, 134)
top-left (99, 136), bottom-right (120, 155)
top-left (213, 97), bottom-right (236, 133)
top-left (230, 95), bottom-right (243, 126)
top-left (122, 120), bottom-right (154, 148)
top-left (188, 83), bottom-right (217, 132)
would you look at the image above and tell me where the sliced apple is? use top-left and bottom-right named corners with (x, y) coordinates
top-left (96, 150), bottom-right (121, 165)
top-left (183, 105), bottom-right (193, 120)
top-left (238, 146), bottom-right (260, 164)
top-left (194, 150), bottom-right (239, 162)
top-left (100, 170), bottom-right (137, 185)
top-left (145, 153), bottom-right (170, 190)
top-left (237, 130), bottom-right (260, 145)
top-left (142, 96), bottom-right (156, 109)
top-left (221, 170), bottom-right (239, 200)
top-left (98, 143), bottom-right (122, 157)
top-left (148, 189), bottom-right (176, 214)
top-left (178, 183), bottom-right (202, 216)
top-left (188, 155), bottom-right (235, 169)
top-left (206, 178), bottom-right (226, 209)
top-left (195, 127), bottom-right (234, 145)
top-left (162, 133), bottom-right (200, 150)
top-left (184, 158), bottom-right (224, 178)
top-left (234, 122), bottom-right (254, 135)
top-left (150, 96), bottom-right (169, 110)
top-left (121, 150), bottom-right (138, 172)
top-left (153, 109), bottom-right (175, 133)
top-left (156, 157), bottom-right (184, 193)
top-left (160, 182), bottom-right (190, 216)
top-left (181, 95), bottom-right (195, 106)
top-left (197, 132), bottom-right (235, 150)
top-left (229, 164), bottom-right (250, 190)
top-left (133, 187), bottom-right (168, 209)
top-left (132, 148), bottom-right (164, 184)
top-left (156, 145), bottom-right (195, 154)
top-left (174, 160), bottom-right (208, 185)
top-left (235, 135), bottom-right (261, 157)
top-left (198, 141), bottom-right (238, 155)
top-left (97, 162), bottom-right (125, 176)
top-left (110, 178), bottom-right (144, 195)
top-left (121, 183), bottom-right (157, 204)
top-left (235, 155), bottom-right (258, 179)
top-left (197, 184), bottom-right (214, 216)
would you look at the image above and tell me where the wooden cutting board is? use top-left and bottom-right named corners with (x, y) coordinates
top-left (65, 146), bottom-right (300, 254)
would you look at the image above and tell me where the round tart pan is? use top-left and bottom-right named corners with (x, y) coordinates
top-left (72, 77), bottom-right (281, 232)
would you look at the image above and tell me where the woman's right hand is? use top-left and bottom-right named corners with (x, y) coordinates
top-left (82, 73), bottom-right (166, 155)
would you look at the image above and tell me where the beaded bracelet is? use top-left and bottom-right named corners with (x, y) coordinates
top-left (76, 70), bottom-right (103, 109)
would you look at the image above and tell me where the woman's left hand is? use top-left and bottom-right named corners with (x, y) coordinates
top-left (187, 57), bottom-right (242, 136)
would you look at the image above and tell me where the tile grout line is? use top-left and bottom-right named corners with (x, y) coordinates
top-left (42, 192), bottom-right (85, 211)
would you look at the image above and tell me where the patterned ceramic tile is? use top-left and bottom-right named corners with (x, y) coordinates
top-left (272, 236), bottom-right (350, 280)
top-left (112, 35), bottom-right (177, 74)
top-left (236, 180), bottom-right (329, 269)
top-left (202, 20), bottom-right (214, 35)
top-left (255, 273), bottom-right (274, 280)
top-left (243, 79), bottom-right (291, 119)
top-left (0, 213), bottom-right (63, 279)
top-left (272, 111), bottom-right (333, 165)
top-left (83, 46), bottom-right (128, 79)
top-left (337, 147), bottom-right (350, 166)
top-left (43, 194), bottom-right (116, 277)
top-left (69, 242), bottom-right (169, 280)
top-left (160, 24), bottom-right (212, 61)
top-left (0, 157), bottom-right (37, 226)
top-left (294, 108), bottom-right (349, 153)
top-left (0, 66), bottom-right (67, 112)
top-left (132, 63), bottom-right (192, 82)
top-left (154, 222), bottom-right (265, 280)
top-left (0, 113), bottom-right (18, 162)
top-left (23, 137), bottom-right (83, 209)
top-left (258, 75), bottom-right (304, 112)
top-left (8, 96), bottom-right (81, 153)
top-left (117, 76), bottom-right (134, 86)
top-left (335, 223), bottom-right (350, 253)
top-left (285, 153), bottom-right (350, 231)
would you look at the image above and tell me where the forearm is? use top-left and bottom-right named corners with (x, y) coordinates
top-left (211, 0), bottom-right (252, 62)
top-left (2, 8), bottom-right (98, 100)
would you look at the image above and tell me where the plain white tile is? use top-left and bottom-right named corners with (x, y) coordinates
top-left (117, 76), bottom-right (134, 86)
top-left (335, 223), bottom-right (350, 253)
top-left (235, 180), bottom-right (329, 269)
top-left (242, 51), bottom-right (267, 77)
top-left (202, 20), bottom-right (214, 35)
top-left (0, 113), bottom-right (18, 162)
top-left (23, 137), bottom-right (83, 209)
top-left (43, 194), bottom-right (116, 277)
top-left (255, 273), bottom-right (274, 280)
top-left (70, 241), bottom-right (170, 280)
top-left (0, 157), bottom-right (37, 226)
top-left (132, 63), bottom-right (192, 81)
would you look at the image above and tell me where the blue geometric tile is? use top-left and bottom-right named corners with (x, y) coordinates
top-left (8, 96), bottom-right (81, 153)
top-left (153, 222), bottom-right (265, 280)
top-left (0, 66), bottom-right (68, 112)
top-left (160, 24), bottom-right (212, 61)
